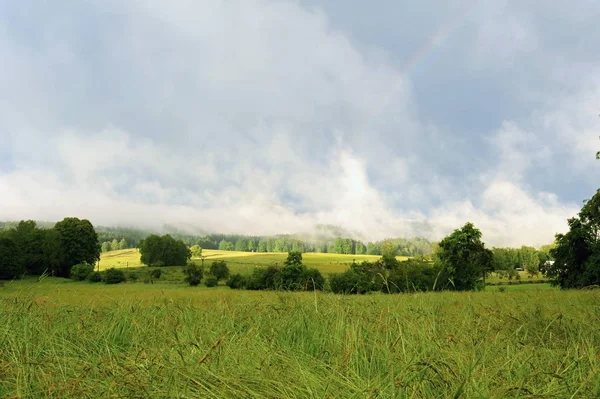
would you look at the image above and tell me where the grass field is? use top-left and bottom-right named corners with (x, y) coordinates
top-left (99, 249), bottom-right (408, 276)
top-left (0, 278), bottom-right (598, 398)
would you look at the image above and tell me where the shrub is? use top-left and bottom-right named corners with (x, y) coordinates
top-left (87, 271), bottom-right (102, 283)
top-left (149, 269), bottom-right (162, 279)
top-left (184, 263), bottom-right (203, 286)
top-left (70, 263), bottom-right (94, 281)
top-left (104, 268), bottom-right (126, 284)
top-left (301, 268), bottom-right (325, 291)
top-left (227, 273), bottom-right (247, 289)
top-left (386, 259), bottom-right (440, 293)
top-left (128, 273), bottom-right (138, 282)
top-left (247, 266), bottom-right (283, 290)
top-left (209, 260), bottom-right (230, 281)
top-left (204, 275), bottom-right (219, 287)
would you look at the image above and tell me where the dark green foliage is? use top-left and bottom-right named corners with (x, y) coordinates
top-left (435, 222), bottom-right (493, 291)
top-left (139, 234), bottom-right (191, 266)
top-left (209, 260), bottom-right (230, 281)
top-left (70, 263), bottom-right (94, 281)
top-left (548, 189), bottom-right (600, 288)
top-left (103, 268), bottom-right (126, 284)
top-left (301, 268), bottom-right (325, 291)
top-left (280, 251), bottom-right (307, 290)
top-left (386, 259), bottom-right (441, 293)
top-left (128, 273), bottom-right (138, 282)
top-left (203, 275), bottom-right (219, 287)
top-left (184, 264), bottom-right (203, 286)
top-left (54, 218), bottom-right (101, 277)
top-left (0, 238), bottom-right (24, 280)
top-left (87, 271), bottom-right (102, 283)
top-left (8, 220), bottom-right (46, 275)
top-left (149, 269), bottom-right (162, 279)
top-left (227, 273), bottom-right (247, 289)
top-left (329, 261), bottom-right (384, 294)
top-left (247, 266), bottom-right (283, 290)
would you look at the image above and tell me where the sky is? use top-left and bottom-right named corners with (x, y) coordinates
top-left (0, 0), bottom-right (599, 247)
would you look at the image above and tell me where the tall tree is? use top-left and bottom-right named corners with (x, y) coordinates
top-left (110, 238), bottom-right (120, 251)
top-left (118, 238), bottom-right (127, 250)
top-left (53, 218), bottom-right (100, 277)
top-left (548, 189), bottom-right (600, 288)
top-left (139, 234), bottom-right (191, 266)
top-left (436, 223), bottom-right (493, 290)
top-left (101, 241), bottom-right (110, 253)
top-left (0, 238), bottom-right (24, 279)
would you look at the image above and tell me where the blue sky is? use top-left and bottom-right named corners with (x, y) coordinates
top-left (0, 0), bottom-right (598, 246)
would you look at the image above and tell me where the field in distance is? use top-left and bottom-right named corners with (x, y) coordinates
top-left (99, 248), bottom-right (408, 275)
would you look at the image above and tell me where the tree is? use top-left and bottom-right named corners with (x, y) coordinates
top-left (101, 242), bottom-right (110, 253)
top-left (139, 234), bottom-right (191, 266)
top-left (104, 268), bottom-right (126, 284)
top-left (70, 263), bottom-right (94, 281)
top-left (190, 244), bottom-right (203, 258)
top-left (548, 189), bottom-right (600, 288)
top-left (110, 239), bottom-right (120, 251)
top-left (209, 260), bottom-right (230, 281)
top-left (519, 246), bottom-right (539, 277)
top-left (0, 238), bottom-right (24, 279)
top-left (184, 264), bottom-right (203, 286)
top-left (435, 223), bottom-right (493, 291)
top-left (53, 218), bottom-right (101, 278)
top-left (8, 220), bottom-right (45, 275)
top-left (118, 238), bottom-right (127, 250)
top-left (218, 240), bottom-right (234, 251)
top-left (235, 239), bottom-right (248, 252)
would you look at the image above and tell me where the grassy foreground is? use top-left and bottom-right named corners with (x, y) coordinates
top-left (1, 279), bottom-right (599, 398)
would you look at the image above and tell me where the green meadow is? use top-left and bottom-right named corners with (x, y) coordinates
top-left (0, 278), bottom-right (598, 398)
top-left (99, 248), bottom-right (409, 278)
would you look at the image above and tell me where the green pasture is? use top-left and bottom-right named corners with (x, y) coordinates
top-left (100, 249), bottom-right (409, 276)
top-left (0, 278), bottom-right (598, 398)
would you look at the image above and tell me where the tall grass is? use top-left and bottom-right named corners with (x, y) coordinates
top-left (1, 279), bottom-right (599, 398)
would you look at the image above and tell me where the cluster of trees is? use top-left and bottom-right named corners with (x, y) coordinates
top-left (491, 245), bottom-right (554, 278)
top-left (227, 251), bottom-right (325, 291)
top-left (184, 260), bottom-right (230, 287)
top-left (0, 218), bottom-right (100, 279)
top-left (139, 234), bottom-right (190, 267)
top-left (329, 223), bottom-right (493, 293)
top-left (100, 238), bottom-right (128, 253)
top-left (545, 189), bottom-right (600, 288)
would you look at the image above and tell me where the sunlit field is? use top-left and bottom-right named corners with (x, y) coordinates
top-left (100, 248), bottom-right (409, 276)
top-left (0, 278), bottom-right (597, 398)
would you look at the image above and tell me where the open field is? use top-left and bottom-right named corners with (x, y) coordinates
top-left (0, 278), bottom-right (598, 398)
top-left (100, 249), bottom-right (409, 276)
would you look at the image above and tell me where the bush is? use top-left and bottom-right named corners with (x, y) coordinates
top-left (128, 273), bottom-right (138, 282)
top-left (247, 266), bottom-right (283, 290)
top-left (227, 273), bottom-right (247, 289)
top-left (209, 260), bottom-right (230, 281)
top-left (104, 268), bottom-right (126, 284)
top-left (204, 275), bottom-right (219, 287)
top-left (149, 269), bottom-right (162, 279)
top-left (70, 263), bottom-right (94, 281)
top-left (386, 259), bottom-right (440, 293)
top-left (87, 271), bottom-right (102, 283)
top-left (184, 263), bottom-right (203, 286)
top-left (301, 268), bottom-right (325, 291)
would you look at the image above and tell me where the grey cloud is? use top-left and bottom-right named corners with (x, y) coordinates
top-left (0, 0), bottom-right (598, 246)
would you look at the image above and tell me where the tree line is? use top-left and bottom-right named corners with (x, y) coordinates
top-left (1, 188), bottom-right (599, 292)
top-left (0, 218), bottom-right (100, 279)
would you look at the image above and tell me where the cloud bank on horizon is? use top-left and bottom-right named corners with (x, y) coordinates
top-left (0, 0), bottom-right (598, 247)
